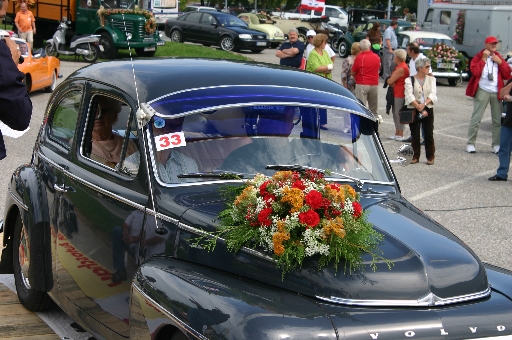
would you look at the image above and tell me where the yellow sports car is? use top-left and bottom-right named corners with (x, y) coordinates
top-left (238, 13), bottom-right (285, 48)
top-left (14, 38), bottom-right (61, 93)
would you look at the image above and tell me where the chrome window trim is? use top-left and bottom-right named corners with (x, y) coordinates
top-left (178, 221), bottom-right (274, 262)
top-left (37, 151), bottom-right (147, 213)
top-left (132, 283), bottom-right (206, 340)
top-left (9, 189), bottom-right (28, 211)
top-left (315, 286), bottom-right (491, 307)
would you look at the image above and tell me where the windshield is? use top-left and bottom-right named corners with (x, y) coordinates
top-left (415, 37), bottom-right (453, 49)
top-left (145, 94), bottom-right (393, 186)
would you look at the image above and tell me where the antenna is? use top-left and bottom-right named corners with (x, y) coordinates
top-left (120, 13), bottom-right (168, 236)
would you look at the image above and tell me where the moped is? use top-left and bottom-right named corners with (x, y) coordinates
top-left (44, 19), bottom-right (101, 63)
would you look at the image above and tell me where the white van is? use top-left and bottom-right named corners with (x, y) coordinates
top-left (420, 3), bottom-right (512, 59)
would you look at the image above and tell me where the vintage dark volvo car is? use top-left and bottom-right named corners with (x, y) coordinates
top-left (1, 59), bottom-right (512, 340)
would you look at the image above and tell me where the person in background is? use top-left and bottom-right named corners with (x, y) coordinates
top-left (386, 49), bottom-right (410, 142)
top-left (366, 22), bottom-right (382, 55)
top-left (403, 8), bottom-right (413, 22)
top-left (488, 75), bottom-right (512, 181)
top-left (276, 28), bottom-right (305, 69)
top-left (466, 36), bottom-right (511, 154)
top-left (15, 1), bottom-right (36, 47)
top-left (306, 33), bottom-right (334, 80)
top-left (304, 30), bottom-right (335, 62)
top-left (382, 20), bottom-right (398, 80)
top-left (351, 39), bottom-right (380, 119)
top-left (340, 42), bottom-right (360, 133)
top-left (404, 58), bottom-right (437, 165)
top-left (0, 0), bottom-right (33, 161)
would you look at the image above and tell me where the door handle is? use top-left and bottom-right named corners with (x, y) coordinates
top-left (54, 184), bottom-right (67, 192)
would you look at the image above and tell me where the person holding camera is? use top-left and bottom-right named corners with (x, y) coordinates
top-left (0, 0), bottom-right (33, 160)
top-left (404, 58), bottom-right (437, 165)
top-left (466, 36), bottom-right (511, 154)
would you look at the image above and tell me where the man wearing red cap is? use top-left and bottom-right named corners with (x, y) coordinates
top-left (466, 36), bottom-right (511, 154)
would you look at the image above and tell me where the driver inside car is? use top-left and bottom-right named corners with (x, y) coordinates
top-left (219, 106), bottom-right (351, 175)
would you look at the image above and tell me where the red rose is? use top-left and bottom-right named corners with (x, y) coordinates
top-left (305, 190), bottom-right (323, 210)
top-left (258, 208), bottom-right (273, 227)
top-left (352, 202), bottom-right (363, 218)
top-left (299, 210), bottom-right (320, 228)
top-left (259, 181), bottom-right (270, 196)
top-left (328, 183), bottom-right (340, 191)
top-left (292, 180), bottom-right (306, 190)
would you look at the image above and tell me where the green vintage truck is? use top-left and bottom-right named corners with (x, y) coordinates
top-left (7, 0), bottom-right (163, 59)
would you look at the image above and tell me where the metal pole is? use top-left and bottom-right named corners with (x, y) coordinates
top-left (388, 0), bottom-right (391, 19)
top-left (255, 0), bottom-right (257, 13)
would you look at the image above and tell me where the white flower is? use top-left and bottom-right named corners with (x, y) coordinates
top-left (303, 228), bottom-right (330, 257)
top-left (344, 198), bottom-right (354, 215)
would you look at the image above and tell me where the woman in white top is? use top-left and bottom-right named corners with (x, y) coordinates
top-left (404, 57), bottom-right (437, 165)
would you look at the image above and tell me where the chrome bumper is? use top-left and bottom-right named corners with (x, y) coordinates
top-left (432, 71), bottom-right (468, 78)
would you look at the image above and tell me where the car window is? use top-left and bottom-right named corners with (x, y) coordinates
top-left (398, 34), bottom-right (409, 48)
top-left (249, 15), bottom-right (259, 25)
top-left (183, 7), bottom-right (195, 12)
top-left (15, 40), bottom-right (29, 57)
top-left (440, 11), bottom-right (451, 25)
top-left (49, 91), bottom-right (82, 150)
top-left (414, 37), bottom-right (453, 48)
top-left (201, 13), bottom-right (214, 24)
top-left (185, 12), bottom-right (202, 23)
top-left (425, 9), bottom-right (433, 22)
top-left (82, 94), bottom-right (139, 175)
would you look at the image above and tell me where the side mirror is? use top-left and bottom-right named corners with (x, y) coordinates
top-left (389, 144), bottom-right (413, 166)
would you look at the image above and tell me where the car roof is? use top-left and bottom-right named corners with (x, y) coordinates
top-left (68, 58), bottom-right (374, 120)
top-left (186, 5), bottom-right (216, 10)
top-left (397, 31), bottom-right (452, 41)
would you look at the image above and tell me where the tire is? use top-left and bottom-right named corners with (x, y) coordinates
top-left (297, 29), bottom-right (307, 43)
top-left (448, 78), bottom-right (458, 86)
top-left (82, 44), bottom-right (100, 63)
top-left (331, 38), bottom-right (339, 52)
top-left (13, 215), bottom-right (54, 312)
top-left (99, 32), bottom-right (118, 60)
top-left (135, 47), bottom-right (157, 57)
top-left (45, 71), bottom-right (57, 93)
top-left (44, 43), bottom-right (59, 58)
top-left (170, 29), bottom-right (183, 43)
top-left (23, 74), bottom-right (32, 93)
top-left (338, 40), bottom-right (349, 58)
top-left (270, 43), bottom-right (280, 49)
top-left (219, 35), bottom-right (234, 51)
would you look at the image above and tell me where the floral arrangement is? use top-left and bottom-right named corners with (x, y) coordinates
top-left (14, 0), bottom-right (36, 8)
top-left (453, 10), bottom-right (465, 45)
top-left (196, 170), bottom-right (391, 277)
top-left (425, 43), bottom-right (467, 74)
top-left (97, 6), bottom-right (157, 35)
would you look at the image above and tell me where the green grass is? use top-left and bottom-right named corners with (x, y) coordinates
top-left (57, 41), bottom-right (252, 62)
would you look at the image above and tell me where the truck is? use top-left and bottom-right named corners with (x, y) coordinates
top-left (420, 1), bottom-right (512, 60)
top-left (6, 0), bottom-right (163, 59)
top-left (272, 5), bottom-right (349, 28)
top-left (138, 0), bottom-right (179, 28)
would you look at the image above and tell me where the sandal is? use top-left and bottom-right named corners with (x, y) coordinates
top-left (111, 269), bottom-right (127, 283)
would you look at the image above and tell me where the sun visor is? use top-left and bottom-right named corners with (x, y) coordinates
top-left (141, 85), bottom-right (375, 121)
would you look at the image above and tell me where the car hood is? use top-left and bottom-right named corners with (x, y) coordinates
top-left (167, 185), bottom-right (488, 307)
top-left (225, 26), bottom-right (269, 36)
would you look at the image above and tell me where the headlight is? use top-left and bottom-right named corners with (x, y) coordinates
top-left (266, 34), bottom-right (270, 40)
top-left (239, 34), bottom-right (252, 40)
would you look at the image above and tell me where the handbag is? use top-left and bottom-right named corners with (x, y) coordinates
top-left (399, 106), bottom-right (415, 124)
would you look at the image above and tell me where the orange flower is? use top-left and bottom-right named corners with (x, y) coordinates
top-left (342, 185), bottom-right (356, 200)
top-left (281, 187), bottom-right (304, 213)
top-left (273, 231), bottom-right (290, 256)
top-left (323, 217), bottom-right (346, 238)
top-left (234, 186), bottom-right (254, 206)
top-left (325, 185), bottom-right (345, 204)
top-left (272, 170), bottom-right (293, 182)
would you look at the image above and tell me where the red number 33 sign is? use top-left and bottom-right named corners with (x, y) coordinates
top-left (155, 132), bottom-right (186, 151)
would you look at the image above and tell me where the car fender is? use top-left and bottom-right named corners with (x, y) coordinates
top-left (131, 257), bottom-right (336, 340)
top-left (94, 27), bottom-right (121, 44)
top-left (484, 263), bottom-right (512, 301)
top-left (4, 164), bottom-right (53, 291)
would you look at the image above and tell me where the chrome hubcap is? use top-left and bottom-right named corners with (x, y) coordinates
top-left (18, 223), bottom-right (31, 289)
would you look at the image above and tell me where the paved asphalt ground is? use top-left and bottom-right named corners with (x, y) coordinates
top-left (0, 45), bottom-right (510, 336)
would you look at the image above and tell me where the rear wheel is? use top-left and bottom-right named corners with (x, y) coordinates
top-left (331, 38), bottom-right (339, 52)
top-left (82, 44), bottom-right (100, 63)
top-left (297, 29), bottom-right (307, 43)
top-left (220, 36), bottom-right (234, 51)
top-left (99, 32), bottom-right (118, 59)
top-left (13, 215), bottom-right (54, 312)
top-left (44, 71), bottom-right (57, 93)
top-left (448, 78), bottom-right (458, 86)
top-left (338, 40), bottom-right (349, 58)
top-left (135, 47), bottom-right (157, 57)
top-left (170, 29), bottom-right (183, 43)
top-left (44, 43), bottom-right (59, 58)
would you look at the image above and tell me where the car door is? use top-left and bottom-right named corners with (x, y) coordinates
top-left (47, 87), bottom-right (150, 338)
top-left (183, 12), bottom-right (203, 42)
top-left (199, 12), bottom-right (218, 43)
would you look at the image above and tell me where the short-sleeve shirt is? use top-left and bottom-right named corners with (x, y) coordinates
top-left (504, 79), bottom-right (512, 128)
top-left (351, 50), bottom-right (380, 86)
top-left (304, 43), bottom-right (335, 60)
top-left (15, 10), bottom-right (35, 32)
top-left (306, 49), bottom-right (333, 80)
top-left (278, 40), bottom-right (305, 68)
top-left (383, 26), bottom-right (397, 49)
top-left (409, 53), bottom-right (433, 76)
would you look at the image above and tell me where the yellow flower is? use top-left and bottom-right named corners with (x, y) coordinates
top-left (272, 171), bottom-right (293, 182)
top-left (281, 186), bottom-right (304, 213)
top-left (325, 185), bottom-right (345, 204)
top-left (323, 217), bottom-right (346, 239)
top-left (342, 185), bottom-right (356, 200)
top-left (234, 186), bottom-right (255, 206)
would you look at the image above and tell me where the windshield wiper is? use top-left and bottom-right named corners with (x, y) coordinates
top-left (265, 164), bottom-right (364, 189)
top-left (178, 171), bottom-right (244, 179)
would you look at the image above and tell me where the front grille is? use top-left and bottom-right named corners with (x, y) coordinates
top-left (110, 19), bottom-right (146, 38)
top-left (253, 35), bottom-right (266, 40)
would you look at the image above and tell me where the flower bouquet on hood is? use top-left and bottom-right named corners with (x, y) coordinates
top-left (425, 43), bottom-right (467, 74)
top-left (197, 170), bottom-right (391, 277)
